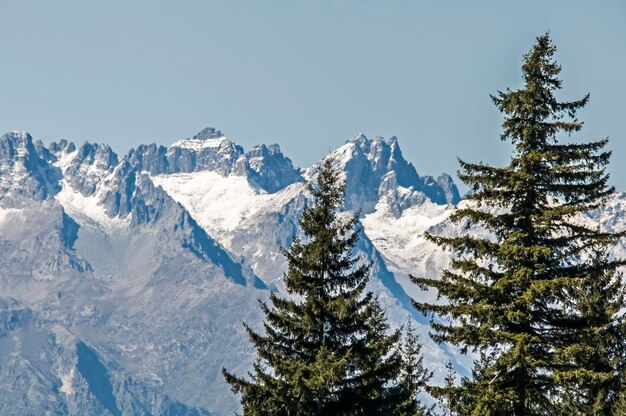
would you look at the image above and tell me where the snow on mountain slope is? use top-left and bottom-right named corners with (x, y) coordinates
top-left (361, 199), bottom-right (454, 304)
top-left (50, 139), bottom-right (268, 413)
top-left (151, 171), bottom-right (304, 246)
top-left (56, 182), bottom-right (130, 230)
top-left (0, 205), bottom-right (20, 227)
top-left (171, 133), bottom-right (229, 150)
top-left (150, 131), bottom-right (458, 284)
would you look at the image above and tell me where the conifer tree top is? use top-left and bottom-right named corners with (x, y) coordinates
top-left (412, 33), bottom-right (624, 415)
top-left (491, 33), bottom-right (590, 148)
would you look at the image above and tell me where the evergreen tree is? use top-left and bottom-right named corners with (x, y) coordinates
top-left (223, 158), bottom-right (422, 415)
top-left (399, 322), bottom-right (433, 416)
top-left (412, 33), bottom-right (624, 415)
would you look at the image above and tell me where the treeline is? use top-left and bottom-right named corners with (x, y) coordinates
top-left (222, 34), bottom-right (626, 416)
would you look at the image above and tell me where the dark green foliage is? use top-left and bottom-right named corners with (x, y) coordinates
top-left (399, 322), bottom-right (433, 416)
top-left (223, 158), bottom-right (425, 415)
top-left (412, 33), bottom-right (625, 415)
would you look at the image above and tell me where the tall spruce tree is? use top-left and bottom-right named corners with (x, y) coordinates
top-left (412, 33), bottom-right (625, 415)
top-left (223, 158), bottom-right (422, 415)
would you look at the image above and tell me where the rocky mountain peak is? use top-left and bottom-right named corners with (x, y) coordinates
top-left (245, 144), bottom-right (302, 193)
top-left (171, 127), bottom-right (230, 151)
top-left (74, 142), bottom-right (118, 169)
top-left (0, 131), bottom-right (60, 206)
top-left (434, 173), bottom-right (461, 205)
top-left (5, 130), bottom-right (30, 141)
top-left (0, 131), bottom-right (34, 159)
top-left (318, 133), bottom-right (460, 215)
top-left (127, 129), bottom-right (301, 193)
top-left (192, 126), bottom-right (224, 140)
top-left (34, 139), bottom-right (55, 162)
top-left (63, 142), bottom-right (119, 196)
top-left (48, 139), bottom-right (77, 158)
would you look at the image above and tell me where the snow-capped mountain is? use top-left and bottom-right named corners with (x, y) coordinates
top-left (0, 130), bottom-right (265, 415)
top-left (127, 127), bottom-right (301, 193)
top-left (1, 127), bottom-right (621, 415)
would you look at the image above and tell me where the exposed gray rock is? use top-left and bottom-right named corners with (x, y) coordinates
top-left (435, 173), bottom-right (461, 204)
top-left (308, 134), bottom-right (458, 216)
top-left (0, 131), bottom-right (61, 207)
top-left (35, 139), bottom-right (56, 162)
top-left (49, 139), bottom-right (77, 156)
top-left (127, 143), bottom-right (170, 175)
top-left (128, 128), bottom-right (302, 193)
top-left (192, 127), bottom-right (223, 140)
top-left (64, 142), bottom-right (119, 196)
top-left (0, 201), bottom-right (91, 282)
top-left (0, 298), bottom-right (213, 416)
top-left (127, 129), bottom-right (245, 176)
top-left (246, 143), bottom-right (302, 193)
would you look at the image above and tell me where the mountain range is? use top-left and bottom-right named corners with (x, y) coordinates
top-left (1, 127), bottom-right (623, 415)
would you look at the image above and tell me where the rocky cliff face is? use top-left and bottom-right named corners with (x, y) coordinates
top-left (0, 131), bottom-right (61, 207)
top-left (62, 142), bottom-right (118, 197)
top-left (318, 134), bottom-right (460, 216)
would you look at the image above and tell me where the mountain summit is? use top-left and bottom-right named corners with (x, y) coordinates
top-left (319, 133), bottom-right (460, 215)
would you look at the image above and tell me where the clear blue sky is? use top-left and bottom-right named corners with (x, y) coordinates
top-left (2, 1), bottom-right (625, 191)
